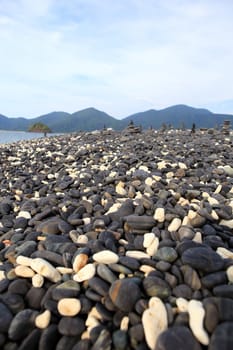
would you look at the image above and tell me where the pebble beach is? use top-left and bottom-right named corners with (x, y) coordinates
top-left (0, 128), bottom-right (233, 350)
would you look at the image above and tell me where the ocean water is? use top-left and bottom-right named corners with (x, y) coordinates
top-left (0, 130), bottom-right (59, 145)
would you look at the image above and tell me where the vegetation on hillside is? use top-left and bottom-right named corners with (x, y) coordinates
top-left (28, 122), bottom-right (51, 136)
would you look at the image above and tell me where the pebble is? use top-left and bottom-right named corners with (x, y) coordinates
top-left (209, 322), bottom-right (233, 350)
top-left (73, 263), bottom-right (96, 282)
top-left (181, 247), bottom-right (225, 273)
top-left (8, 309), bottom-right (38, 341)
top-left (188, 299), bottom-right (209, 345)
top-left (72, 253), bottom-right (89, 272)
top-left (154, 207), bottom-right (165, 222)
top-left (154, 247), bottom-right (178, 263)
top-left (109, 278), bottom-right (141, 311)
top-left (92, 250), bottom-right (119, 264)
top-left (226, 265), bottom-right (233, 282)
top-left (57, 298), bottom-right (81, 316)
top-left (32, 274), bottom-right (45, 288)
top-left (58, 316), bottom-right (85, 336)
top-left (30, 258), bottom-right (62, 283)
top-left (142, 296), bottom-right (168, 349)
top-left (52, 280), bottom-right (80, 300)
top-left (35, 310), bottom-right (51, 329)
top-left (0, 302), bottom-right (13, 332)
top-left (168, 217), bottom-right (182, 232)
top-left (155, 326), bottom-right (202, 350)
top-left (0, 130), bottom-right (233, 349)
top-left (14, 265), bottom-right (35, 278)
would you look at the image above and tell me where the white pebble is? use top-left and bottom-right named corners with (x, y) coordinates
top-left (219, 219), bottom-right (233, 229)
top-left (176, 297), bottom-right (189, 312)
top-left (35, 310), bottom-right (51, 329)
top-left (32, 274), bottom-right (44, 288)
top-left (168, 218), bottom-right (182, 232)
top-left (153, 207), bottom-right (165, 223)
top-left (93, 250), bottom-right (119, 264)
top-left (146, 237), bottom-right (159, 257)
top-left (226, 265), bottom-right (233, 283)
top-left (120, 316), bottom-right (129, 331)
top-left (0, 270), bottom-right (6, 281)
top-left (16, 210), bottom-right (31, 219)
top-left (30, 258), bottom-right (61, 283)
top-left (142, 297), bottom-right (168, 349)
top-left (15, 265), bottom-right (35, 278)
top-left (216, 247), bottom-right (233, 259)
top-left (143, 233), bottom-right (156, 248)
top-left (116, 181), bottom-right (127, 196)
top-left (192, 232), bottom-right (202, 243)
top-left (126, 250), bottom-right (150, 259)
top-left (16, 255), bottom-right (33, 266)
top-left (57, 298), bottom-right (81, 316)
top-left (73, 263), bottom-right (96, 282)
top-left (56, 267), bottom-right (73, 274)
top-left (188, 300), bottom-right (209, 345)
top-left (77, 235), bottom-right (89, 244)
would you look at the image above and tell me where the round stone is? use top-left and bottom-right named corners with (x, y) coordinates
top-left (143, 276), bottom-right (171, 299)
top-left (0, 302), bottom-right (13, 332)
top-left (73, 263), bottom-right (96, 282)
top-left (209, 322), bottom-right (233, 350)
top-left (93, 250), bottom-right (119, 264)
top-left (181, 247), bottom-right (224, 273)
top-left (8, 308), bottom-right (38, 341)
top-left (57, 298), bottom-right (81, 316)
top-left (35, 310), bottom-right (51, 329)
top-left (154, 247), bottom-right (178, 262)
top-left (14, 265), bottom-right (35, 278)
top-left (155, 326), bottom-right (202, 350)
top-left (109, 278), bottom-right (141, 312)
top-left (58, 316), bottom-right (85, 336)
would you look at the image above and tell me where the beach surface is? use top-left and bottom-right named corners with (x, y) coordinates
top-left (0, 129), bottom-right (233, 349)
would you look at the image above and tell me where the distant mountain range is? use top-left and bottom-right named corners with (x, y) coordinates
top-left (0, 105), bottom-right (232, 132)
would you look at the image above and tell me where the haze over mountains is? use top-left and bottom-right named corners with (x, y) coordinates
top-left (0, 105), bottom-right (232, 133)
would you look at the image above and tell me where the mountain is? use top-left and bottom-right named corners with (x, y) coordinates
top-left (0, 105), bottom-right (232, 132)
top-left (123, 105), bottom-right (230, 129)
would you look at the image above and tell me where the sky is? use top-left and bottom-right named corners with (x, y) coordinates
top-left (0, 0), bottom-right (233, 119)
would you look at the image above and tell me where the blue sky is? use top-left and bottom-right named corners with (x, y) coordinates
top-left (0, 0), bottom-right (233, 118)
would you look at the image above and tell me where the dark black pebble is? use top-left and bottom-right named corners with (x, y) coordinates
top-left (181, 247), bottom-right (224, 273)
top-left (58, 316), bottom-right (85, 336)
top-left (8, 308), bottom-right (38, 341)
top-left (0, 302), bottom-right (13, 333)
top-left (155, 326), bottom-right (202, 350)
top-left (209, 322), bottom-right (233, 350)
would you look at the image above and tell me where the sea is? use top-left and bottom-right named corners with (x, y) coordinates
top-left (0, 130), bottom-right (60, 145)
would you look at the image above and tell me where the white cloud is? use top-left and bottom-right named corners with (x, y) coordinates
top-left (0, 0), bottom-right (233, 117)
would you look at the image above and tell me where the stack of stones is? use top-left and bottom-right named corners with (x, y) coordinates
top-left (0, 128), bottom-right (233, 350)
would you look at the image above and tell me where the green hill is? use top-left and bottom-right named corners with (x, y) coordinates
top-left (0, 105), bottom-right (232, 132)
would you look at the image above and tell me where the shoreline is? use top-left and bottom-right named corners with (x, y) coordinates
top-left (0, 129), bottom-right (233, 349)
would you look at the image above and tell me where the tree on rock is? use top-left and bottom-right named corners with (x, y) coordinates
top-left (28, 122), bottom-right (52, 137)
